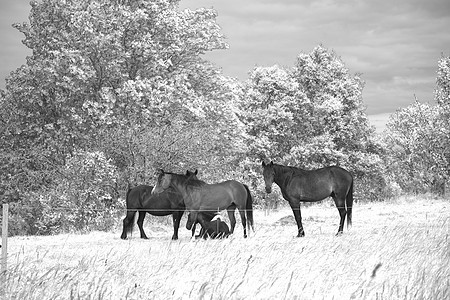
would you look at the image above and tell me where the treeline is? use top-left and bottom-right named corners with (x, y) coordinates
top-left (1, 0), bottom-right (449, 235)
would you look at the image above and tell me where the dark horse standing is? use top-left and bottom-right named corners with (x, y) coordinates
top-left (262, 161), bottom-right (353, 237)
top-left (152, 170), bottom-right (254, 238)
top-left (120, 170), bottom-right (198, 240)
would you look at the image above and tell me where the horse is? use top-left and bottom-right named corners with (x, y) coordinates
top-left (151, 170), bottom-right (254, 238)
top-left (193, 212), bottom-right (231, 239)
top-left (120, 170), bottom-right (198, 240)
top-left (190, 211), bottom-right (216, 239)
top-left (261, 161), bottom-right (353, 237)
top-left (198, 213), bottom-right (230, 239)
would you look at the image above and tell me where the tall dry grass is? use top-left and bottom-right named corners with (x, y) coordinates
top-left (1, 196), bottom-right (449, 299)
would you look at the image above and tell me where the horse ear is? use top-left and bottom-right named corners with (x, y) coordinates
top-left (270, 161), bottom-right (274, 166)
top-left (155, 169), bottom-right (164, 176)
top-left (262, 161), bottom-right (266, 167)
top-left (194, 169), bottom-right (198, 175)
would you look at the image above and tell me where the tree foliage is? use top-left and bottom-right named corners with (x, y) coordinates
top-left (384, 102), bottom-right (442, 193)
top-left (435, 56), bottom-right (450, 186)
top-left (384, 55), bottom-right (450, 195)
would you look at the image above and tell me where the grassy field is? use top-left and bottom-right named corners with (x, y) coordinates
top-left (1, 196), bottom-right (449, 299)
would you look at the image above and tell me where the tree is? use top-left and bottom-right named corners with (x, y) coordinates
top-left (383, 56), bottom-right (450, 195)
top-left (436, 55), bottom-right (450, 108)
top-left (384, 102), bottom-right (437, 193)
top-left (239, 65), bottom-right (309, 161)
top-left (5, 0), bottom-right (227, 146)
top-left (1, 0), bottom-right (230, 179)
top-left (435, 55), bottom-right (450, 193)
top-left (292, 45), bottom-right (373, 154)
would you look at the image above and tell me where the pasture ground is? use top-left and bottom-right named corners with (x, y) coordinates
top-left (1, 196), bottom-right (449, 299)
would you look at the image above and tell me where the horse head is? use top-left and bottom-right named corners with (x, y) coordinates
top-left (262, 161), bottom-right (275, 193)
top-left (151, 169), bottom-right (169, 194)
top-left (151, 168), bottom-right (198, 194)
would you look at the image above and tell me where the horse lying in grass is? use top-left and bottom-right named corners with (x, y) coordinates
top-left (193, 212), bottom-right (230, 239)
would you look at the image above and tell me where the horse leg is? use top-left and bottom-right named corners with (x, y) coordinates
top-left (191, 221), bottom-right (197, 237)
top-left (191, 220), bottom-right (204, 239)
top-left (238, 209), bottom-right (248, 238)
top-left (186, 212), bottom-right (198, 230)
top-left (334, 197), bottom-right (347, 236)
top-left (120, 210), bottom-right (136, 239)
top-left (171, 211), bottom-right (184, 240)
top-left (196, 225), bottom-right (205, 239)
top-left (137, 211), bottom-right (149, 239)
top-left (227, 207), bottom-right (237, 234)
top-left (289, 201), bottom-right (305, 237)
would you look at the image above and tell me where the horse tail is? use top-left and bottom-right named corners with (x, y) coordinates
top-left (243, 184), bottom-right (255, 232)
top-left (126, 183), bottom-right (132, 204)
top-left (125, 185), bottom-right (135, 234)
top-left (346, 179), bottom-right (353, 229)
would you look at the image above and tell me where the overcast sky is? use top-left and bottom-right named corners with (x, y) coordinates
top-left (1, 0), bottom-right (449, 129)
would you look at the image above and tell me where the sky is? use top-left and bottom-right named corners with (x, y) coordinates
top-left (1, 0), bottom-right (449, 131)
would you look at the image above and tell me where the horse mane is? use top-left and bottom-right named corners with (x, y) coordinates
top-left (185, 177), bottom-right (207, 187)
top-left (272, 163), bottom-right (308, 187)
top-left (274, 163), bottom-right (307, 174)
top-left (273, 163), bottom-right (302, 175)
top-left (164, 171), bottom-right (207, 187)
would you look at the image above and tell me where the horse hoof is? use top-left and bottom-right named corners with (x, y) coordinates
top-left (297, 232), bottom-right (305, 237)
top-left (171, 236), bottom-right (178, 240)
top-left (336, 231), bottom-right (343, 236)
top-left (141, 236), bottom-right (149, 240)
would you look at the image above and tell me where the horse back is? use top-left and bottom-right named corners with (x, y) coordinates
top-left (200, 180), bottom-right (245, 194)
top-left (197, 180), bottom-right (247, 209)
top-left (126, 185), bottom-right (153, 208)
top-left (286, 166), bottom-right (352, 201)
top-left (328, 166), bottom-right (353, 183)
top-left (127, 185), bottom-right (184, 211)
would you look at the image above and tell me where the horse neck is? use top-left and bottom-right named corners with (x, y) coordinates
top-left (170, 175), bottom-right (191, 200)
top-left (273, 164), bottom-right (293, 190)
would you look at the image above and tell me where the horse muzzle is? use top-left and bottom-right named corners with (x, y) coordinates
top-left (265, 186), bottom-right (272, 193)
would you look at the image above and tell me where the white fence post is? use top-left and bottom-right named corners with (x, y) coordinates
top-left (1, 203), bottom-right (8, 274)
